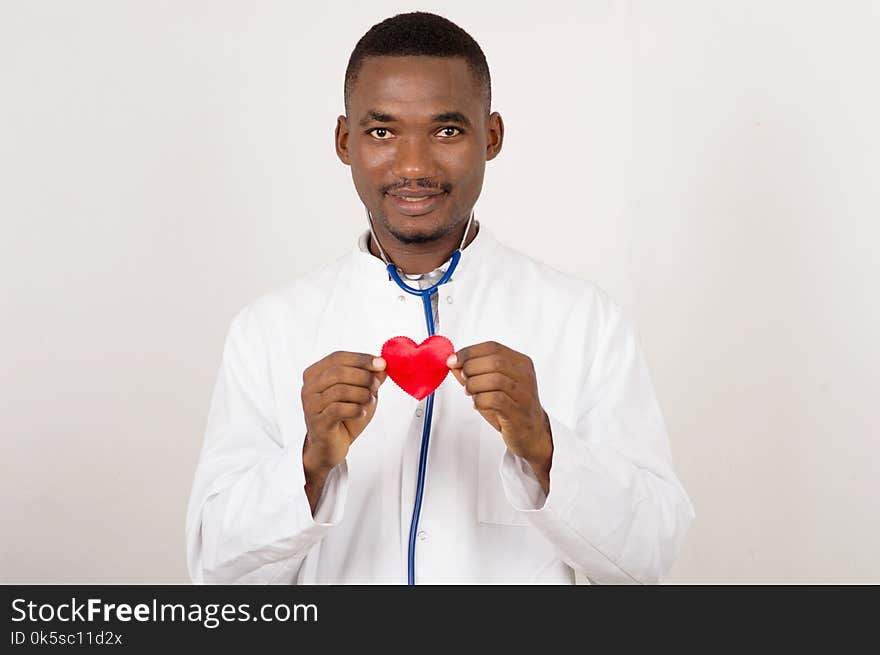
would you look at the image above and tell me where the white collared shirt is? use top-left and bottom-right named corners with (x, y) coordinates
top-left (185, 224), bottom-right (694, 584)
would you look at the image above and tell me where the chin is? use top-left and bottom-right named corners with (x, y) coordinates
top-left (384, 215), bottom-right (452, 245)
top-left (389, 226), bottom-right (445, 245)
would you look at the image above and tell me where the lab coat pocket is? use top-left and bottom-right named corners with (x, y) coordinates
top-left (477, 423), bottom-right (530, 527)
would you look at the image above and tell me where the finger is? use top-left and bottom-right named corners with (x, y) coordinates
top-left (366, 370), bottom-right (389, 396)
top-left (461, 353), bottom-right (519, 378)
top-left (318, 384), bottom-right (373, 408)
top-left (320, 401), bottom-right (367, 420)
top-left (472, 390), bottom-right (515, 413)
top-left (312, 366), bottom-right (375, 394)
top-left (447, 342), bottom-right (499, 369)
top-left (323, 351), bottom-right (386, 373)
top-left (370, 371), bottom-right (388, 397)
top-left (445, 353), bottom-right (467, 387)
top-left (463, 371), bottom-right (519, 397)
top-left (448, 365), bottom-right (466, 387)
top-left (453, 341), bottom-right (508, 367)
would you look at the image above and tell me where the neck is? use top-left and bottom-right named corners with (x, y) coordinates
top-left (369, 218), bottom-right (479, 275)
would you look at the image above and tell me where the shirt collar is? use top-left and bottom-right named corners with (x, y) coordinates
top-left (353, 220), bottom-right (496, 285)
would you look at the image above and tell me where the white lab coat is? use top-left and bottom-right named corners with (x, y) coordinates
top-left (185, 225), bottom-right (694, 584)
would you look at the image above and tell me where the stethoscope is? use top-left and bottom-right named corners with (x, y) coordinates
top-left (366, 206), bottom-right (474, 585)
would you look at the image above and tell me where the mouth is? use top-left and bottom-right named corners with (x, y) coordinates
top-left (386, 190), bottom-right (447, 217)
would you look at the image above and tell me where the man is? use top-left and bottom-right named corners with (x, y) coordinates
top-left (186, 11), bottom-right (694, 584)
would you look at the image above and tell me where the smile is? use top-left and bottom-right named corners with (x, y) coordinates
top-left (386, 191), bottom-right (447, 216)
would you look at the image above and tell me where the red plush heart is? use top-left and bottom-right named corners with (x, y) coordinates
top-left (381, 335), bottom-right (455, 400)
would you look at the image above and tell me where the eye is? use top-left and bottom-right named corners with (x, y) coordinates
top-left (367, 127), bottom-right (393, 139)
top-left (436, 126), bottom-right (462, 138)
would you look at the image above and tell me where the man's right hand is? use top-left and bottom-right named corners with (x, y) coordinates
top-left (300, 351), bottom-right (387, 511)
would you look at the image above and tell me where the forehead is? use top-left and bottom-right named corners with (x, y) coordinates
top-left (348, 56), bottom-right (483, 116)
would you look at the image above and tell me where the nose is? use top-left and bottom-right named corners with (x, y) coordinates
top-left (390, 136), bottom-right (438, 180)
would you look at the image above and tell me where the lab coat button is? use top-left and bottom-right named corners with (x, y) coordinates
top-left (446, 296), bottom-right (453, 304)
top-left (417, 531), bottom-right (427, 541)
top-left (415, 408), bottom-right (423, 417)
top-left (397, 295), bottom-right (405, 302)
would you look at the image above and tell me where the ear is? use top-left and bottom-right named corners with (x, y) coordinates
top-left (485, 112), bottom-right (504, 161)
top-left (335, 115), bottom-right (351, 165)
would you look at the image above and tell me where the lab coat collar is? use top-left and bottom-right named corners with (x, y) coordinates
top-left (350, 222), bottom-right (499, 292)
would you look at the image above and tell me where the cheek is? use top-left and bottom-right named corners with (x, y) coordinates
top-left (349, 145), bottom-right (392, 199)
top-left (445, 149), bottom-right (485, 191)
top-left (352, 144), bottom-right (391, 174)
top-left (446, 141), bottom-right (485, 171)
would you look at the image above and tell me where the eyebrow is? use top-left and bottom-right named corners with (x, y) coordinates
top-left (358, 110), bottom-right (473, 128)
top-left (359, 110), bottom-right (395, 126)
top-left (431, 111), bottom-right (472, 127)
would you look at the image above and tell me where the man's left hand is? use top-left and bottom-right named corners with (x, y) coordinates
top-left (447, 341), bottom-right (553, 493)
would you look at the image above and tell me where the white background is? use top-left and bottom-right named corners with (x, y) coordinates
top-left (1, 1), bottom-right (877, 583)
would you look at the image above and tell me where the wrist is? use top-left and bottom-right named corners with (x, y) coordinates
top-left (302, 437), bottom-right (334, 483)
top-left (523, 413), bottom-right (553, 479)
top-left (524, 448), bottom-right (552, 478)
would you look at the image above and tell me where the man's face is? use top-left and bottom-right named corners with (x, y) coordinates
top-left (336, 56), bottom-right (503, 245)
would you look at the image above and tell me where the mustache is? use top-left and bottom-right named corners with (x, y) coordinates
top-left (380, 179), bottom-right (452, 195)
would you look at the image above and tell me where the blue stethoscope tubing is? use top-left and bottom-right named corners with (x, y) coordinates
top-left (387, 250), bottom-right (462, 585)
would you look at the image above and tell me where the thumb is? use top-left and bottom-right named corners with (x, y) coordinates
top-left (447, 353), bottom-right (466, 387)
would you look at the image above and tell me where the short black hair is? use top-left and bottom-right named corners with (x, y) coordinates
top-left (344, 12), bottom-right (491, 114)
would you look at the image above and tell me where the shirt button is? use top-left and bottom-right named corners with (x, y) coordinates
top-left (417, 530), bottom-right (428, 541)
top-left (415, 408), bottom-right (423, 417)
top-left (397, 295), bottom-right (405, 302)
top-left (446, 296), bottom-right (453, 304)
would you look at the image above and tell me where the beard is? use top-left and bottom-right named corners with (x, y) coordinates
top-left (375, 207), bottom-right (464, 245)
top-left (386, 221), bottom-right (449, 245)
top-left (371, 177), bottom-right (463, 244)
